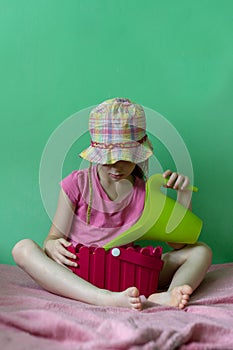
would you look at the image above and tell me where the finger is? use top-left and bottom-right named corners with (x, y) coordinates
top-left (175, 175), bottom-right (190, 190)
top-left (55, 259), bottom-right (75, 271)
top-left (181, 176), bottom-right (190, 190)
top-left (56, 254), bottom-right (78, 267)
top-left (63, 256), bottom-right (78, 267)
top-left (173, 174), bottom-right (185, 190)
top-left (64, 247), bottom-right (77, 260)
top-left (58, 238), bottom-right (71, 247)
top-left (174, 175), bottom-right (191, 191)
top-left (163, 169), bottom-right (172, 178)
top-left (58, 244), bottom-right (77, 260)
top-left (54, 239), bottom-right (76, 259)
top-left (166, 172), bottom-right (178, 188)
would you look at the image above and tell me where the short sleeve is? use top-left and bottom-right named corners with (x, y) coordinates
top-left (60, 171), bottom-right (80, 206)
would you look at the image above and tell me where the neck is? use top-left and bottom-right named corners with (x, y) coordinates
top-left (97, 165), bottom-right (134, 201)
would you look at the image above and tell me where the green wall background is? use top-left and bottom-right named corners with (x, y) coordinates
top-left (1, 0), bottom-right (232, 264)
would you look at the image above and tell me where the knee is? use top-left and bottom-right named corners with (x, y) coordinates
top-left (191, 242), bottom-right (212, 265)
top-left (12, 239), bottom-right (37, 267)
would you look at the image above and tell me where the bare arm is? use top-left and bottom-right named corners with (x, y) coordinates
top-left (163, 170), bottom-right (192, 250)
top-left (43, 189), bottom-right (77, 267)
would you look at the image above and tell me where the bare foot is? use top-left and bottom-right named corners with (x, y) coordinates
top-left (148, 285), bottom-right (193, 309)
top-left (100, 287), bottom-right (142, 310)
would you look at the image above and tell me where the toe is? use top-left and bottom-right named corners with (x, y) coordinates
top-left (179, 303), bottom-right (185, 309)
top-left (130, 297), bottom-right (141, 304)
top-left (133, 302), bottom-right (142, 311)
top-left (179, 295), bottom-right (189, 309)
top-left (131, 287), bottom-right (140, 298)
top-left (182, 285), bottom-right (193, 295)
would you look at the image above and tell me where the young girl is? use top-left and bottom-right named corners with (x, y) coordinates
top-left (12, 98), bottom-right (212, 311)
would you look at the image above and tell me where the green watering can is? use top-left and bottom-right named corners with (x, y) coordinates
top-left (104, 174), bottom-right (203, 250)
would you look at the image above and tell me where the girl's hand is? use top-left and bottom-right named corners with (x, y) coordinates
top-left (163, 169), bottom-right (190, 192)
top-left (44, 238), bottom-right (78, 268)
top-left (163, 169), bottom-right (192, 210)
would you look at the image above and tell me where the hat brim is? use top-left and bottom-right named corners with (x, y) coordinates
top-left (79, 140), bottom-right (153, 165)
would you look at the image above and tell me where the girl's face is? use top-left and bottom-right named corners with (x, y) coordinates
top-left (98, 161), bottom-right (136, 182)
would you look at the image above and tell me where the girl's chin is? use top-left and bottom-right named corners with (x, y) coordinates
top-left (109, 174), bottom-right (124, 180)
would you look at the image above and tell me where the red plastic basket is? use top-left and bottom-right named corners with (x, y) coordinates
top-left (67, 244), bottom-right (164, 297)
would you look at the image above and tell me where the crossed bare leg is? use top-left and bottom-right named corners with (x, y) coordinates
top-left (12, 240), bottom-right (211, 311)
top-left (12, 239), bottom-right (143, 311)
top-left (145, 243), bottom-right (212, 310)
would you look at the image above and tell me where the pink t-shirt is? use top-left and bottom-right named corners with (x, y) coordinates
top-left (60, 166), bottom-right (145, 247)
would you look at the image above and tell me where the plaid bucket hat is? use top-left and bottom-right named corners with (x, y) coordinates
top-left (79, 98), bottom-right (153, 165)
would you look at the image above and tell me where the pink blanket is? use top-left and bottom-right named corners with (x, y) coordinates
top-left (1, 263), bottom-right (233, 350)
